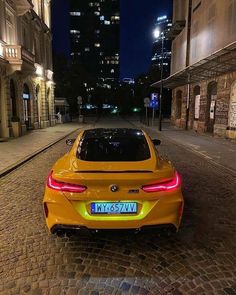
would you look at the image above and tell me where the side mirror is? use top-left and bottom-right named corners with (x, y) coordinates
top-left (152, 139), bottom-right (161, 146)
top-left (66, 139), bottom-right (76, 146)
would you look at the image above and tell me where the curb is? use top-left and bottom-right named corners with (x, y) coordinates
top-left (0, 127), bottom-right (81, 179)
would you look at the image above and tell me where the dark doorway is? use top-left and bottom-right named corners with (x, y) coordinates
top-left (46, 88), bottom-right (50, 122)
top-left (35, 84), bottom-right (40, 124)
top-left (206, 82), bottom-right (217, 133)
top-left (10, 80), bottom-right (17, 118)
top-left (23, 84), bottom-right (32, 129)
top-left (176, 90), bottom-right (182, 119)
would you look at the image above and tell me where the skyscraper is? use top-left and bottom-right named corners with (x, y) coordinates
top-left (70, 0), bottom-right (120, 87)
top-left (151, 15), bottom-right (172, 79)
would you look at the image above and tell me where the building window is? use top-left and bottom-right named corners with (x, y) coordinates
top-left (85, 48), bottom-right (90, 52)
top-left (95, 43), bottom-right (100, 47)
top-left (70, 30), bottom-right (80, 34)
top-left (228, 0), bottom-right (236, 36)
top-left (191, 21), bottom-right (199, 60)
top-left (207, 3), bottom-right (216, 51)
top-left (70, 12), bottom-right (81, 16)
top-left (104, 20), bottom-right (111, 25)
top-left (5, 8), bottom-right (15, 44)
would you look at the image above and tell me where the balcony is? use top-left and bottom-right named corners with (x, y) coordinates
top-left (4, 45), bottom-right (35, 74)
top-left (166, 20), bottom-right (186, 40)
top-left (14, 0), bottom-right (33, 16)
top-left (0, 41), bottom-right (6, 65)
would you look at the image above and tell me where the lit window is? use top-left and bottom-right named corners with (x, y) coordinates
top-left (111, 15), bottom-right (120, 20)
top-left (94, 11), bottom-right (100, 15)
top-left (111, 69), bottom-right (114, 73)
top-left (104, 20), bottom-right (110, 25)
top-left (89, 3), bottom-right (93, 6)
top-left (100, 52), bottom-right (103, 56)
top-left (85, 48), bottom-right (90, 52)
top-left (95, 43), bottom-right (100, 47)
top-left (100, 16), bottom-right (105, 21)
top-left (70, 30), bottom-right (80, 34)
top-left (70, 12), bottom-right (81, 16)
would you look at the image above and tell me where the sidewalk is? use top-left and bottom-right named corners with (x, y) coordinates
top-left (0, 123), bottom-right (83, 177)
top-left (133, 119), bottom-right (236, 174)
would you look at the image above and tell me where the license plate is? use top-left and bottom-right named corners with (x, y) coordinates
top-left (91, 202), bottom-right (137, 214)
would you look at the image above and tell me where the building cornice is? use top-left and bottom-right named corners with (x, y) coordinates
top-left (13, 0), bottom-right (33, 16)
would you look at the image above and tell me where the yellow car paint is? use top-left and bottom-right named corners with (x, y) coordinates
top-left (43, 129), bottom-right (184, 233)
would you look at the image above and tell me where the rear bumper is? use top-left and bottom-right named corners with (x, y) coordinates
top-left (50, 223), bottom-right (177, 235)
top-left (43, 188), bottom-right (184, 232)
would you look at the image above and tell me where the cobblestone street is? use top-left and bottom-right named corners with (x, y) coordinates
top-left (0, 117), bottom-right (236, 295)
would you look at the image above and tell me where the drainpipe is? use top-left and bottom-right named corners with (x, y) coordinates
top-left (186, 73), bottom-right (191, 130)
top-left (185, 0), bottom-right (192, 130)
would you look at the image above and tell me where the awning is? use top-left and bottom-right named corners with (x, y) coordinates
top-left (151, 41), bottom-right (236, 89)
top-left (55, 99), bottom-right (69, 107)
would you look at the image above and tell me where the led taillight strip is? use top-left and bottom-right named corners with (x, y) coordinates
top-left (47, 171), bottom-right (87, 193)
top-left (141, 171), bottom-right (181, 193)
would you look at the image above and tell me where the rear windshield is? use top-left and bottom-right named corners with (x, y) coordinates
top-left (77, 134), bottom-right (151, 162)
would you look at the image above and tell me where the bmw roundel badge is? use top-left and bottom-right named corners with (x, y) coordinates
top-left (110, 185), bottom-right (119, 192)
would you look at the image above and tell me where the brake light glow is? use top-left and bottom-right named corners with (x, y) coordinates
top-left (47, 171), bottom-right (87, 193)
top-left (142, 171), bottom-right (181, 193)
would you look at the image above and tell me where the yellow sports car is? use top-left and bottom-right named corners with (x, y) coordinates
top-left (43, 128), bottom-right (184, 235)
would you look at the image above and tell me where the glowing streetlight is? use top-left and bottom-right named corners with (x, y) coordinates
top-left (153, 26), bottom-right (165, 131)
top-left (153, 28), bottom-right (160, 39)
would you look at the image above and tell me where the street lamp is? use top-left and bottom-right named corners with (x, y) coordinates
top-left (153, 28), bottom-right (160, 39)
top-left (153, 27), bottom-right (165, 131)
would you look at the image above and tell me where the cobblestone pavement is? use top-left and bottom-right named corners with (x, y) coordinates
top-left (0, 117), bottom-right (236, 295)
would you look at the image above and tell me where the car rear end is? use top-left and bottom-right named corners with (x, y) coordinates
top-left (43, 129), bottom-right (184, 234)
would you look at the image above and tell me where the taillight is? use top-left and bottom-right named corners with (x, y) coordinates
top-left (47, 171), bottom-right (87, 193)
top-left (142, 171), bottom-right (181, 193)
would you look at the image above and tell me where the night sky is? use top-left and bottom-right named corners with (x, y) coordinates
top-left (51, 0), bottom-right (172, 79)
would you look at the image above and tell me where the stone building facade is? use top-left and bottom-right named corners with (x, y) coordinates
top-left (0, 0), bottom-right (55, 138)
top-left (152, 0), bottom-right (236, 139)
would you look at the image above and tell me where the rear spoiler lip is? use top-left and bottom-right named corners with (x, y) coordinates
top-left (74, 170), bottom-right (154, 173)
